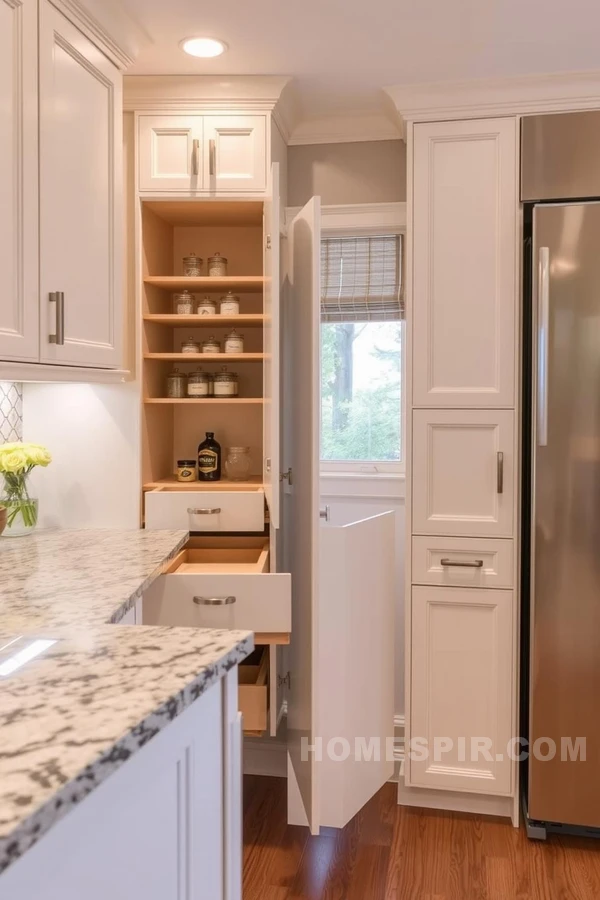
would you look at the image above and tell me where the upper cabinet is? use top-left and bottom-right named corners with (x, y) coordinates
top-left (39, 0), bottom-right (122, 368)
top-left (412, 117), bottom-right (518, 407)
top-left (138, 113), bottom-right (267, 195)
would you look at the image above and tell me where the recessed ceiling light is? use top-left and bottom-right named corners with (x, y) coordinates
top-left (180, 37), bottom-right (228, 58)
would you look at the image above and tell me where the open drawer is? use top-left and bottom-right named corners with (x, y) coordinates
top-left (142, 537), bottom-right (291, 637)
top-left (239, 646), bottom-right (269, 734)
top-left (144, 487), bottom-right (265, 532)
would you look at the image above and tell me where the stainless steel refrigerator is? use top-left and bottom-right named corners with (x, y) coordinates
top-left (522, 112), bottom-right (600, 836)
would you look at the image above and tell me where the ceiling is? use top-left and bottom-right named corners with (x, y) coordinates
top-left (123, 0), bottom-right (600, 126)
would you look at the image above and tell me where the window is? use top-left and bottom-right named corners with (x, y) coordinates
top-left (321, 233), bottom-right (404, 471)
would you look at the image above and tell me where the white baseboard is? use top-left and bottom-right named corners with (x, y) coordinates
top-left (397, 780), bottom-right (513, 818)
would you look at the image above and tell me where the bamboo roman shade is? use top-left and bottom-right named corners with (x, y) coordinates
top-left (321, 235), bottom-right (403, 323)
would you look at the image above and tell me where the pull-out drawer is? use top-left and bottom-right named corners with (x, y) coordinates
top-left (145, 488), bottom-right (265, 532)
top-left (412, 536), bottom-right (513, 589)
top-left (142, 538), bottom-right (291, 636)
top-left (239, 647), bottom-right (269, 734)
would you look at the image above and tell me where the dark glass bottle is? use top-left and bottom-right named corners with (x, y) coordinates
top-left (197, 432), bottom-right (221, 481)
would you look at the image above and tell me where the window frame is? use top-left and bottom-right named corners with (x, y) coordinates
top-left (316, 203), bottom-right (407, 477)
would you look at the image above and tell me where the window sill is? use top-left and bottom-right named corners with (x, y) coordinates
top-left (320, 470), bottom-right (406, 501)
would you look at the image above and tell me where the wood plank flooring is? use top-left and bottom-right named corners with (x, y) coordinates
top-left (243, 775), bottom-right (600, 899)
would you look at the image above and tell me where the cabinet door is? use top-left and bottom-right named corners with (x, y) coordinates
top-left (409, 585), bottom-right (513, 795)
top-left (0, 0), bottom-right (38, 361)
top-left (138, 115), bottom-right (203, 192)
top-left (412, 117), bottom-right (517, 407)
top-left (263, 163), bottom-right (280, 527)
top-left (412, 409), bottom-right (514, 537)
top-left (204, 115), bottom-right (267, 193)
top-left (39, 0), bottom-right (122, 368)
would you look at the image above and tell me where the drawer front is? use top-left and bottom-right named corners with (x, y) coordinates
top-left (145, 489), bottom-right (265, 532)
top-left (143, 571), bottom-right (291, 634)
top-left (412, 536), bottom-right (513, 589)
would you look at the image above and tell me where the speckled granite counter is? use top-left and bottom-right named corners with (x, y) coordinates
top-left (0, 529), bottom-right (254, 875)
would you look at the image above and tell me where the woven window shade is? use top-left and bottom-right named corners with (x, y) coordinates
top-left (321, 235), bottom-right (403, 323)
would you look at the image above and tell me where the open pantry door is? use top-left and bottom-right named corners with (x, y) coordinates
top-left (284, 196), bottom-right (321, 834)
top-left (263, 163), bottom-right (280, 529)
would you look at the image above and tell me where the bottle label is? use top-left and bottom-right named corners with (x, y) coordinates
top-left (188, 382), bottom-right (209, 396)
top-left (198, 450), bottom-right (218, 473)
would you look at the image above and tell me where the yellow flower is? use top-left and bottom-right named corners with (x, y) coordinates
top-left (0, 442), bottom-right (52, 472)
top-left (25, 444), bottom-right (52, 467)
top-left (0, 448), bottom-right (28, 474)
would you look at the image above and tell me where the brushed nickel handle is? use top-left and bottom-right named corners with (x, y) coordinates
top-left (320, 505), bottom-right (330, 522)
top-left (187, 507), bottom-right (221, 515)
top-left (440, 558), bottom-right (484, 568)
top-left (192, 139), bottom-right (200, 176)
top-left (193, 595), bottom-right (236, 606)
top-left (209, 138), bottom-right (216, 176)
top-left (497, 451), bottom-right (504, 494)
top-left (48, 292), bottom-right (65, 345)
top-left (537, 246), bottom-right (550, 446)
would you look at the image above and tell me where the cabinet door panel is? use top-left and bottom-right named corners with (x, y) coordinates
top-left (39, 1), bottom-right (122, 367)
top-left (413, 118), bottom-right (517, 407)
top-left (412, 409), bottom-right (514, 537)
top-left (0, 0), bottom-right (38, 361)
top-left (138, 115), bottom-right (203, 192)
top-left (409, 585), bottom-right (513, 795)
top-left (204, 115), bottom-right (267, 192)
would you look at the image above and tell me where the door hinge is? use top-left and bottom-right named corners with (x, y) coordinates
top-left (278, 671), bottom-right (291, 690)
top-left (265, 234), bottom-right (272, 250)
top-left (280, 467), bottom-right (293, 485)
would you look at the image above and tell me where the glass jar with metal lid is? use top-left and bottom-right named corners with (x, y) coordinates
top-left (224, 329), bottom-right (244, 354)
top-left (181, 336), bottom-right (201, 354)
top-left (208, 253), bottom-right (228, 277)
top-left (187, 369), bottom-right (210, 397)
top-left (166, 367), bottom-right (186, 398)
top-left (201, 336), bottom-right (221, 354)
top-left (213, 369), bottom-right (238, 397)
top-left (224, 447), bottom-right (251, 481)
top-left (182, 253), bottom-right (203, 276)
top-left (173, 290), bottom-right (194, 315)
top-left (196, 296), bottom-right (217, 316)
top-left (219, 291), bottom-right (240, 315)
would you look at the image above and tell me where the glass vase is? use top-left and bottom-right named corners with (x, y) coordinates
top-left (1, 474), bottom-right (39, 537)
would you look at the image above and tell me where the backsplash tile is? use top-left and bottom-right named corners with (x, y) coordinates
top-left (0, 383), bottom-right (23, 443)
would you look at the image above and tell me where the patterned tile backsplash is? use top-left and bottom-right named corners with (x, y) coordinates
top-left (0, 383), bottom-right (23, 443)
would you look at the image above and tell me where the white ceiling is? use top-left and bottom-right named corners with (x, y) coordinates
top-left (123, 0), bottom-right (600, 124)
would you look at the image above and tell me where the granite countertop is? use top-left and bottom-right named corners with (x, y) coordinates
top-left (0, 529), bottom-right (254, 875)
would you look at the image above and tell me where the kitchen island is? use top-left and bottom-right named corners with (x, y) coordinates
top-left (0, 529), bottom-right (252, 899)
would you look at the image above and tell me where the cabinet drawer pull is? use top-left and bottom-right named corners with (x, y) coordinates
top-left (209, 138), bottom-right (216, 176)
top-left (192, 138), bottom-right (200, 176)
top-left (187, 507), bottom-right (222, 515)
top-left (49, 291), bottom-right (65, 345)
top-left (440, 558), bottom-right (484, 568)
top-left (497, 451), bottom-right (504, 494)
top-left (193, 595), bottom-right (236, 606)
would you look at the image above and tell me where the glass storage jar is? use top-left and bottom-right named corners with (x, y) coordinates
top-left (182, 253), bottom-right (203, 276)
top-left (196, 296), bottom-right (217, 316)
top-left (213, 369), bottom-right (238, 397)
top-left (201, 336), bottom-right (221, 354)
top-left (225, 447), bottom-right (251, 482)
top-left (166, 367), bottom-right (186, 398)
top-left (219, 291), bottom-right (240, 315)
top-left (173, 290), bottom-right (194, 315)
top-left (208, 253), bottom-right (228, 277)
top-left (187, 370), bottom-right (210, 397)
top-left (176, 459), bottom-right (197, 482)
top-left (181, 336), bottom-right (201, 354)
top-left (224, 329), bottom-right (244, 353)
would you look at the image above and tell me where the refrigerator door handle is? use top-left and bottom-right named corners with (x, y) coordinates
top-left (537, 246), bottom-right (550, 446)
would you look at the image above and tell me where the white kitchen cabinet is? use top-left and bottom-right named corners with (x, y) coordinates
top-left (145, 488), bottom-right (266, 532)
top-left (204, 115), bottom-right (267, 192)
top-left (0, 0), bottom-right (38, 361)
top-left (38, 0), bottom-right (123, 368)
top-left (409, 585), bottom-right (513, 796)
top-left (412, 408), bottom-right (515, 537)
top-left (138, 115), bottom-right (203, 192)
top-left (411, 536), bottom-right (514, 589)
top-left (412, 117), bottom-right (518, 407)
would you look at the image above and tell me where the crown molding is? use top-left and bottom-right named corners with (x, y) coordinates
top-left (289, 112), bottom-right (403, 145)
top-left (386, 71), bottom-right (600, 132)
top-left (50, 0), bottom-right (150, 70)
top-left (123, 75), bottom-right (293, 117)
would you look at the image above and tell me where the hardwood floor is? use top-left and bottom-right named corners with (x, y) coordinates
top-left (243, 775), bottom-right (600, 899)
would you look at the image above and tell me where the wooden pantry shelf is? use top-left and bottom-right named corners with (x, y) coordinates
top-left (143, 476), bottom-right (264, 492)
top-left (144, 276), bottom-right (264, 291)
top-left (143, 314), bottom-right (265, 327)
top-left (144, 397), bottom-right (264, 405)
top-left (144, 353), bottom-right (265, 361)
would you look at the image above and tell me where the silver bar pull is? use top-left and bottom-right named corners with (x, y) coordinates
top-left (192, 139), bottom-right (200, 176)
top-left (187, 507), bottom-right (222, 515)
top-left (48, 292), bottom-right (65, 345)
top-left (497, 451), bottom-right (504, 494)
top-left (193, 595), bottom-right (236, 606)
top-left (209, 138), bottom-right (216, 176)
top-left (537, 246), bottom-right (550, 446)
top-left (441, 558), bottom-right (484, 569)
top-left (319, 505), bottom-right (330, 522)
